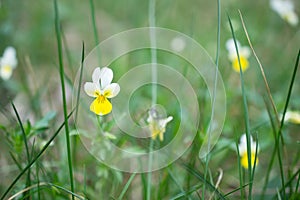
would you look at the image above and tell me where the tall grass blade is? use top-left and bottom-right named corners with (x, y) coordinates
top-left (236, 141), bottom-right (244, 199)
top-left (227, 13), bottom-right (252, 199)
top-left (11, 102), bottom-right (31, 199)
top-left (89, 0), bottom-right (101, 64)
top-left (276, 49), bottom-right (300, 198)
top-left (117, 173), bottom-right (136, 200)
top-left (238, 10), bottom-right (280, 127)
top-left (147, 0), bottom-right (157, 199)
top-left (261, 97), bottom-right (278, 199)
top-left (202, 0), bottom-right (221, 198)
top-left (169, 184), bottom-right (202, 200)
top-left (53, 0), bottom-right (75, 199)
top-left (224, 183), bottom-right (250, 198)
top-left (75, 42), bottom-right (85, 124)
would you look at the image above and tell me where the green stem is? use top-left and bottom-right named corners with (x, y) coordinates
top-left (276, 49), bottom-right (300, 198)
top-left (147, 0), bottom-right (157, 199)
top-left (118, 173), bottom-right (136, 199)
top-left (146, 139), bottom-right (154, 200)
top-left (236, 141), bottom-right (244, 200)
top-left (202, 0), bottom-right (221, 198)
top-left (89, 0), bottom-right (101, 64)
top-left (260, 96), bottom-right (278, 199)
top-left (54, 1), bottom-right (75, 199)
top-left (75, 42), bottom-right (85, 124)
top-left (227, 14), bottom-right (252, 200)
top-left (11, 102), bottom-right (32, 199)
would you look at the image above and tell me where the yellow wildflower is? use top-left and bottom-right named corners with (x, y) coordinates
top-left (238, 134), bottom-right (259, 169)
top-left (0, 47), bottom-right (17, 80)
top-left (147, 108), bottom-right (173, 141)
top-left (270, 0), bottom-right (298, 26)
top-left (284, 111), bottom-right (300, 124)
top-left (84, 67), bottom-right (120, 116)
top-left (226, 39), bottom-right (251, 72)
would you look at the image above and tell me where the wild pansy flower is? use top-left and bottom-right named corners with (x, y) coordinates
top-left (270, 0), bottom-right (299, 26)
top-left (0, 46), bottom-right (17, 80)
top-left (226, 39), bottom-right (251, 73)
top-left (84, 67), bottom-right (120, 116)
top-left (147, 108), bottom-right (173, 141)
top-left (238, 134), bottom-right (259, 169)
top-left (283, 111), bottom-right (300, 124)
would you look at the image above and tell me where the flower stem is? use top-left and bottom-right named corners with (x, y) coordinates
top-left (147, 0), bottom-right (157, 199)
top-left (149, 0), bottom-right (157, 106)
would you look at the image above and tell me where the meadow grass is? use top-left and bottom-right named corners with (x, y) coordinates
top-left (0, 0), bottom-right (299, 199)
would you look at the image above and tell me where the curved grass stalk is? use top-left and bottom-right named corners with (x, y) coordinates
top-left (7, 182), bottom-right (85, 200)
top-left (11, 102), bottom-right (32, 198)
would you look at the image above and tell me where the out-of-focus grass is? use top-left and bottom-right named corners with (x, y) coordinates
top-left (0, 0), bottom-right (299, 199)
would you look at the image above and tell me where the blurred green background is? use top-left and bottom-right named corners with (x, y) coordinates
top-left (0, 0), bottom-right (299, 199)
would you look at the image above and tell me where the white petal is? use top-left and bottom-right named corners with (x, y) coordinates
top-left (239, 134), bottom-right (256, 155)
top-left (1, 46), bottom-right (17, 68)
top-left (3, 47), bottom-right (16, 57)
top-left (251, 142), bottom-right (259, 154)
top-left (286, 11), bottom-right (299, 26)
top-left (239, 134), bottom-right (247, 144)
top-left (270, 0), bottom-right (293, 14)
top-left (84, 82), bottom-right (99, 97)
top-left (238, 134), bottom-right (247, 155)
top-left (147, 111), bottom-right (154, 123)
top-left (240, 47), bottom-right (251, 58)
top-left (100, 67), bottom-right (113, 89)
top-left (92, 67), bottom-right (101, 84)
top-left (226, 38), bottom-right (240, 52)
top-left (159, 116), bottom-right (173, 128)
top-left (228, 51), bottom-right (237, 61)
top-left (103, 83), bottom-right (120, 98)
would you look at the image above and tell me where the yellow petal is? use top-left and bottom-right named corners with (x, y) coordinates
top-left (159, 128), bottom-right (166, 141)
top-left (232, 56), bottom-right (249, 72)
top-left (0, 65), bottom-right (13, 80)
top-left (241, 152), bottom-right (258, 169)
top-left (149, 122), bottom-right (160, 140)
top-left (89, 95), bottom-right (112, 116)
top-left (149, 123), bottom-right (165, 141)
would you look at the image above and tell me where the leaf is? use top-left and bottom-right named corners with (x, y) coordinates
top-left (34, 111), bottom-right (56, 130)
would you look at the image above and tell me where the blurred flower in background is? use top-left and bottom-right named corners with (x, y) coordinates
top-left (270, 0), bottom-right (299, 26)
top-left (226, 39), bottom-right (251, 73)
top-left (84, 67), bottom-right (120, 116)
top-left (170, 37), bottom-right (186, 52)
top-left (283, 110), bottom-right (300, 124)
top-left (0, 46), bottom-right (17, 80)
top-left (147, 108), bottom-right (173, 141)
top-left (238, 133), bottom-right (259, 169)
